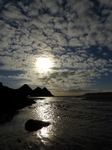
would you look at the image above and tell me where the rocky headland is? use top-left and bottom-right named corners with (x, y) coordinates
top-left (0, 82), bottom-right (53, 123)
top-left (82, 92), bottom-right (112, 101)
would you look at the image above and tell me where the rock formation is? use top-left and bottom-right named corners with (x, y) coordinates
top-left (25, 119), bottom-right (50, 131)
top-left (0, 82), bottom-right (53, 113)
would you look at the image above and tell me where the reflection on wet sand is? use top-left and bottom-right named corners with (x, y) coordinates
top-left (34, 98), bottom-right (55, 145)
top-left (37, 126), bottom-right (53, 145)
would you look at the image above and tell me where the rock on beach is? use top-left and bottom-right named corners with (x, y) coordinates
top-left (25, 119), bottom-right (50, 131)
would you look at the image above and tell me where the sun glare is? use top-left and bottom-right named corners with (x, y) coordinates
top-left (36, 58), bottom-right (52, 73)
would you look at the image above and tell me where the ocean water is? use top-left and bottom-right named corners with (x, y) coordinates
top-left (0, 97), bottom-right (112, 150)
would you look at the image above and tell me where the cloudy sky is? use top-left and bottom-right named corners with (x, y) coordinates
top-left (0, 0), bottom-right (112, 96)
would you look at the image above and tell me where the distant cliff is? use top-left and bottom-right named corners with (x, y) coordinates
top-left (83, 92), bottom-right (112, 101)
top-left (17, 84), bottom-right (53, 97)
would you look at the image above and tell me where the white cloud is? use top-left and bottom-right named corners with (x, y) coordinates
top-left (0, 0), bottom-right (112, 93)
top-left (42, 0), bottom-right (59, 14)
top-left (3, 3), bottom-right (23, 19)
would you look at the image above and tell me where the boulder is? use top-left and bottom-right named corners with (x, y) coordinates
top-left (25, 119), bottom-right (50, 131)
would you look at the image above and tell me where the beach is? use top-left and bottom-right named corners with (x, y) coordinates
top-left (0, 97), bottom-right (112, 150)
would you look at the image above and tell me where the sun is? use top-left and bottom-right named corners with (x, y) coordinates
top-left (36, 57), bottom-right (52, 73)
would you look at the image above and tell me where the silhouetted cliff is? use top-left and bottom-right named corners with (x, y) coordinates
top-left (17, 84), bottom-right (32, 97)
top-left (0, 83), bottom-right (34, 113)
top-left (0, 82), bottom-right (54, 123)
top-left (0, 83), bottom-right (53, 113)
top-left (31, 87), bottom-right (53, 96)
top-left (16, 84), bottom-right (53, 97)
top-left (83, 92), bottom-right (112, 101)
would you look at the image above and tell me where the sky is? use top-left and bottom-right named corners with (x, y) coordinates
top-left (0, 0), bottom-right (112, 96)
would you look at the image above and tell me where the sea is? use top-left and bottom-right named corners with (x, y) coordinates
top-left (0, 97), bottom-right (112, 150)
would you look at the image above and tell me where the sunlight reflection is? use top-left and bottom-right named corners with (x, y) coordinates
top-left (39, 127), bottom-right (49, 138)
top-left (35, 99), bottom-right (54, 121)
top-left (35, 99), bottom-right (55, 144)
top-left (37, 125), bottom-right (53, 143)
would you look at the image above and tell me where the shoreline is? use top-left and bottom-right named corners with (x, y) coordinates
top-left (0, 96), bottom-right (36, 124)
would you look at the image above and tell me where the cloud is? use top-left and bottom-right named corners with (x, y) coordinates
top-left (0, 0), bottom-right (112, 93)
top-left (98, 0), bottom-right (112, 7)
